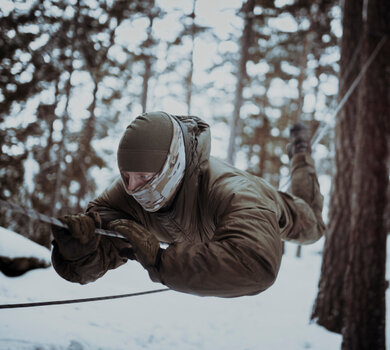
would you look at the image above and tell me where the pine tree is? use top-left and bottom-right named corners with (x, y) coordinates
top-left (227, 0), bottom-right (256, 165)
top-left (164, 0), bottom-right (211, 115)
top-left (311, 0), bottom-right (363, 333)
top-left (312, 2), bottom-right (389, 346)
top-left (341, 0), bottom-right (389, 347)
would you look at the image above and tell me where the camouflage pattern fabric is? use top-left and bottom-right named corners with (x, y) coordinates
top-left (124, 116), bottom-right (186, 212)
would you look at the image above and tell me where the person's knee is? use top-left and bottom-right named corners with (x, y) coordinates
top-left (282, 196), bottom-right (324, 245)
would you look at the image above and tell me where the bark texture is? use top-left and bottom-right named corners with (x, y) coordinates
top-left (311, 0), bottom-right (363, 333)
top-left (341, 0), bottom-right (389, 348)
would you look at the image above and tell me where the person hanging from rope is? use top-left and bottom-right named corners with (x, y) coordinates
top-left (51, 112), bottom-right (325, 297)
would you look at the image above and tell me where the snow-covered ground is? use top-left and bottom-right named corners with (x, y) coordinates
top-left (0, 227), bottom-right (51, 262)
top-left (0, 227), bottom-right (388, 350)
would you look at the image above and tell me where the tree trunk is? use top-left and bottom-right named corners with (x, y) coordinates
top-left (51, 72), bottom-right (72, 217)
top-left (76, 76), bottom-right (99, 211)
top-left (227, 0), bottom-right (254, 165)
top-left (311, 0), bottom-right (363, 333)
top-left (341, 0), bottom-right (389, 348)
top-left (141, 7), bottom-right (155, 113)
top-left (142, 56), bottom-right (152, 113)
top-left (50, 0), bottom-right (81, 216)
top-left (186, 0), bottom-right (196, 115)
top-left (257, 116), bottom-right (269, 178)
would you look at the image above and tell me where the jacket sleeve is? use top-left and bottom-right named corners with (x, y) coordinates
top-left (51, 236), bottom-right (131, 284)
top-left (151, 178), bottom-right (283, 297)
top-left (51, 178), bottom-right (138, 284)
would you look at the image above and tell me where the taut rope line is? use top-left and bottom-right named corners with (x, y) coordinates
top-left (280, 35), bottom-right (387, 191)
top-left (310, 35), bottom-right (387, 149)
top-left (0, 288), bottom-right (170, 309)
top-left (0, 199), bottom-right (127, 241)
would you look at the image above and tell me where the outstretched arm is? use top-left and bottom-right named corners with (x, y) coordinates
top-left (51, 178), bottom-right (138, 284)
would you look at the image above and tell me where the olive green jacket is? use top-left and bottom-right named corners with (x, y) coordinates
top-left (52, 115), bottom-right (313, 297)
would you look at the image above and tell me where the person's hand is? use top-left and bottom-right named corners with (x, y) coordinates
top-left (51, 212), bottom-right (101, 261)
top-left (60, 213), bottom-right (97, 244)
top-left (108, 219), bottom-right (160, 268)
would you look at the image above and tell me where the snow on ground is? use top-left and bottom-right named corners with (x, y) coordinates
top-left (0, 228), bottom-right (387, 350)
top-left (0, 227), bottom-right (50, 262)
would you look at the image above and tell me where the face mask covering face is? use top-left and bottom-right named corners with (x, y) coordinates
top-left (123, 117), bottom-right (186, 212)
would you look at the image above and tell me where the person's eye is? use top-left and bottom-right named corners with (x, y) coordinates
top-left (139, 174), bottom-right (151, 180)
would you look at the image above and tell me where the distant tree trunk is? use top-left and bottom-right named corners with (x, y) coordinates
top-left (50, 0), bottom-right (81, 217)
top-left (293, 33), bottom-right (305, 259)
top-left (75, 76), bottom-right (99, 211)
top-left (311, 0), bottom-right (363, 333)
top-left (51, 72), bottom-right (72, 217)
top-left (186, 0), bottom-right (197, 115)
top-left (142, 56), bottom-right (152, 113)
top-left (141, 6), bottom-right (156, 113)
top-left (341, 0), bottom-right (389, 348)
top-left (227, 0), bottom-right (254, 165)
top-left (295, 33), bottom-right (308, 123)
top-left (257, 116), bottom-right (270, 178)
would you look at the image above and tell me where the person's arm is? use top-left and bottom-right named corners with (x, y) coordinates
top-left (51, 178), bottom-right (138, 284)
top-left (154, 181), bottom-right (283, 297)
top-left (51, 234), bottom-right (131, 284)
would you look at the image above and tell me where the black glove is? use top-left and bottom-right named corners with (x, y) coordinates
top-left (51, 212), bottom-right (101, 261)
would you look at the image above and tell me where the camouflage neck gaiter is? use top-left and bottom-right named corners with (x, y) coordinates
top-left (126, 116), bottom-right (186, 212)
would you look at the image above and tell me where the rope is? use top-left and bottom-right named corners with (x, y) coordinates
top-left (0, 288), bottom-right (170, 309)
top-left (310, 35), bottom-right (387, 148)
top-left (0, 199), bottom-right (127, 241)
top-left (279, 35), bottom-right (387, 191)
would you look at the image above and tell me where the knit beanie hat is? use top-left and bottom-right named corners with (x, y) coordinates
top-left (117, 112), bottom-right (173, 173)
top-left (117, 112), bottom-right (187, 212)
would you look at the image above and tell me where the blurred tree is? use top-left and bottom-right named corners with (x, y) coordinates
top-left (157, 0), bottom-right (212, 116)
top-left (185, 0), bottom-right (197, 115)
top-left (0, 1), bottom-right (62, 245)
top-left (0, 1), bottom-right (60, 205)
top-left (227, 0), bottom-right (256, 165)
top-left (168, 0), bottom-right (211, 115)
top-left (136, 0), bottom-right (161, 113)
top-left (0, 0), bottom-right (147, 245)
top-left (228, 0), bottom-right (339, 189)
top-left (69, 0), bottom-right (142, 212)
top-left (29, 0), bottom-right (136, 216)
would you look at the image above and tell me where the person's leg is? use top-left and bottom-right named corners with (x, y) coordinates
top-left (278, 124), bottom-right (326, 244)
top-left (291, 153), bottom-right (325, 226)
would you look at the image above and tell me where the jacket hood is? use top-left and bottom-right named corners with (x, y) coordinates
top-left (168, 113), bottom-right (211, 177)
top-left (150, 113), bottom-right (210, 220)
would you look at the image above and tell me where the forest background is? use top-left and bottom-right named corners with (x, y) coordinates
top-left (0, 0), bottom-right (340, 246)
top-left (1, 0), bottom-right (389, 348)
